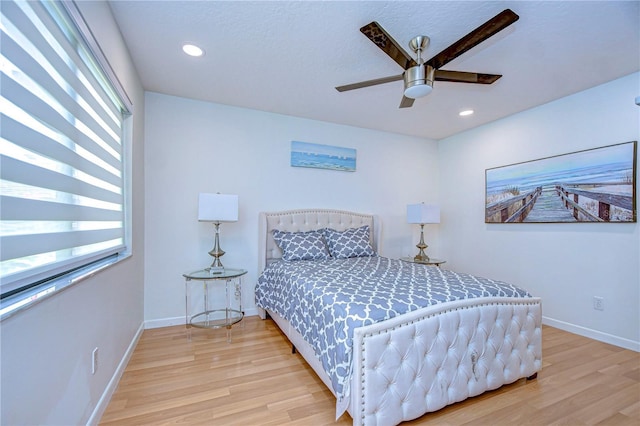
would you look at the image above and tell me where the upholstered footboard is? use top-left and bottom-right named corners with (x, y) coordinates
top-left (349, 296), bottom-right (542, 426)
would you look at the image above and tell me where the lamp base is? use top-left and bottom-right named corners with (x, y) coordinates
top-left (207, 222), bottom-right (226, 274)
top-left (413, 223), bottom-right (430, 263)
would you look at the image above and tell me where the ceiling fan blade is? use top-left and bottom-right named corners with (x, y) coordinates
top-left (399, 96), bottom-right (414, 108)
top-left (435, 69), bottom-right (502, 84)
top-left (426, 9), bottom-right (519, 70)
top-left (360, 21), bottom-right (417, 70)
top-left (335, 74), bottom-right (403, 92)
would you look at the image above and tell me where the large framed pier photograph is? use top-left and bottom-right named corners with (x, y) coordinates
top-left (485, 141), bottom-right (637, 223)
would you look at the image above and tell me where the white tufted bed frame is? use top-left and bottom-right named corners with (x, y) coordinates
top-left (257, 209), bottom-right (542, 426)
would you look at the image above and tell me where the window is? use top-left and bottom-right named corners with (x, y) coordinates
top-left (0, 0), bottom-right (132, 315)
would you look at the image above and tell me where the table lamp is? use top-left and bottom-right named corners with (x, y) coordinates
top-left (407, 203), bottom-right (440, 263)
top-left (198, 193), bottom-right (238, 273)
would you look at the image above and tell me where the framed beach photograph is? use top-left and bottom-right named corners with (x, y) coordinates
top-left (290, 141), bottom-right (356, 172)
top-left (485, 141), bottom-right (637, 223)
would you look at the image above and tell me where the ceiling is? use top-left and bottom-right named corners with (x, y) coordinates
top-left (108, 1), bottom-right (640, 140)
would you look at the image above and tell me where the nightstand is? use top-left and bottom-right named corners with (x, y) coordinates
top-left (400, 257), bottom-right (446, 268)
top-left (183, 268), bottom-right (247, 342)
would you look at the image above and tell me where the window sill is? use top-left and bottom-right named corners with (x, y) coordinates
top-left (0, 252), bottom-right (131, 321)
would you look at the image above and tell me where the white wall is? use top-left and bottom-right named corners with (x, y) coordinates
top-left (143, 92), bottom-right (440, 325)
top-left (439, 72), bottom-right (640, 350)
top-left (0, 2), bottom-right (145, 425)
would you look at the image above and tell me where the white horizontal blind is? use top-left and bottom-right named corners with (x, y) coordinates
top-left (1, 0), bottom-right (130, 297)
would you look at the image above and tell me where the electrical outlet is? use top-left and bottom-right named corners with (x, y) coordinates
top-left (92, 347), bottom-right (98, 374)
top-left (593, 296), bottom-right (604, 311)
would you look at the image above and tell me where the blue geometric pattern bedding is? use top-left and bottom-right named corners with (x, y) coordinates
top-left (254, 256), bottom-right (532, 409)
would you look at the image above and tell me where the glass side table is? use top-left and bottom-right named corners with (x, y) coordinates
top-left (400, 257), bottom-right (446, 268)
top-left (183, 268), bottom-right (247, 342)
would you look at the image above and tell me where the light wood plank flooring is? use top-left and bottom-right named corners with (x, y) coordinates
top-left (100, 316), bottom-right (640, 425)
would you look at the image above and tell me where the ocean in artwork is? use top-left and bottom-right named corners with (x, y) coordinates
top-left (291, 141), bottom-right (356, 172)
top-left (486, 161), bottom-right (633, 200)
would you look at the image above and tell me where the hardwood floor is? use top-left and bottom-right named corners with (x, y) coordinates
top-left (100, 316), bottom-right (640, 425)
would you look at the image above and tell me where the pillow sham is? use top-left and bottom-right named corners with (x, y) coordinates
top-left (323, 225), bottom-right (376, 259)
top-left (272, 229), bottom-right (330, 261)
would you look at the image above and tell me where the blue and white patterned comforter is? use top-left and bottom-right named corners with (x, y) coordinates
top-left (254, 256), bottom-right (531, 410)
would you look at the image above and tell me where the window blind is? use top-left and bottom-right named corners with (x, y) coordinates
top-left (1, 0), bottom-right (131, 298)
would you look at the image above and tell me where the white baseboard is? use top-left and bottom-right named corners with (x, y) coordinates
top-left (86, 322), bottom-right (145, 425)
top-left (543, 316), bottom-right (639, 352)
top-left (144, 315), bottom-right (185, 329)
top-left (144, 307), bottom-right (260, 330)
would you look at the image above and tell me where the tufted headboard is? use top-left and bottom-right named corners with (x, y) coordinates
top-left (258, 209), bottom-right (381, 273)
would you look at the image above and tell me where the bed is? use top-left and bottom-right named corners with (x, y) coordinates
top-left (256, 209), bottom-right (542, 426)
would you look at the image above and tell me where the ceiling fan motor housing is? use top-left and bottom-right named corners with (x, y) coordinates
top-left (404, 65), bottom-right (434, 98)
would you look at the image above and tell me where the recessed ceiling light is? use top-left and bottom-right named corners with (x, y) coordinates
top-left (459, 109), bottom-right (474, 116)
top-left (182, 43), bottom-right (204, 57)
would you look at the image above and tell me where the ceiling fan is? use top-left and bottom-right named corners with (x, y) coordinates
top-left (336, 9), bottom-right (519, 108)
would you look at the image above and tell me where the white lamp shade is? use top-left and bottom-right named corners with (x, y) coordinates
top-left (198, 193), bottom-right (238, 222)
top-left (407, 203), bottom-right (440, 224)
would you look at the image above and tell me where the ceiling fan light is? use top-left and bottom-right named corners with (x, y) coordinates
top-left (404, 83), bottom-right (432, 99)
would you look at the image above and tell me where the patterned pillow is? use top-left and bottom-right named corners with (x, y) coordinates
top-left (272, 229), bottom-right (330, 261)
top-left (323, 226), bottom-right (376, 259)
